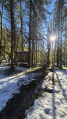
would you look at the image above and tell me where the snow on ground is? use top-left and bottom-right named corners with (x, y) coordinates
top-left (25, 70), bottom-right (67, 119)
top-left (41, 72), bottom-right (53, 89)
top-left (0, 66), bottom-right (37, 111)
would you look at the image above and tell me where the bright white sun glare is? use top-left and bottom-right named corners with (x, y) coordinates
top-left (50, 35), bottom-right (56, 42)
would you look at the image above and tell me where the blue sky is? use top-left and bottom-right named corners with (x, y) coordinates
top-left (2, 0), bottom-right (54, 33)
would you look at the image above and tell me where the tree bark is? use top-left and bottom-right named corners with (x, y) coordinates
top-left (60, 9), bottom-right (62, 68)
top-left (36, 25), bottom-right (37, 64)
top-left (28, 0), bottom-right (32, 68)
top-left (20, 0), bottom-right (23, 51)
top-left (10, 0), bottom-right (15, 68)
top-left (0, 1), bottom-right (3, 56)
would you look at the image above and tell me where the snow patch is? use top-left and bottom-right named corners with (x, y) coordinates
top-left (25, 70), bottom-right (67, 119)
top-left (0, 67), bottom-right (37, 111)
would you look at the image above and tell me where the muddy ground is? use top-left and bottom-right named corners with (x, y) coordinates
top-left (0, 65), bottom-right (48, 119)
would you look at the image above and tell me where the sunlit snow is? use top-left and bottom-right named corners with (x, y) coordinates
top-left (25, 70), bottom-right (67, 119)
top-left (0, 67), bottom-right (36, 111)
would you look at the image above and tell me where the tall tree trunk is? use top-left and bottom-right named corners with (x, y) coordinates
top-left (64, 41), bottom-right (66, 66)
top-left (35, 0), bottom-right (38, 64)
top-left (32, 15), bottom-right (35, 66)
top-left (54, 40), bottom-right (56, 66)
top-left (0, 1), bottom-right (3, 56)
top-left (28, 0), bottom-right (32, 68)
top-left (20, 0), bottom-right (23, 51)
top-left (47, 38), bottom-right (50, 67)
top-left (65, 16), bottom-right (67, 66)
top-left (38, 41), bottom-right (39, 63)
top-left (10, 0), bottom-right (15, 69)
top-left (60, 9), bottom-right (62, 68)
top-left (57, 33), bottom-right (59, 67)
top-left (36, 25), bottom-right (37, 64)
top-left (47, 25), bottom-right (50, 67)
top-left (57, 11), bottom-right (60, 67)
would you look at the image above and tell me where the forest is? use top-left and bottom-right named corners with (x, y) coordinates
top-left (0, 0), bottom-right (67, 68)
top-left (0, 0), bottom-right (67, 119)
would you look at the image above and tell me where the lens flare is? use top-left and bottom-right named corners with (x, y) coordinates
top-left (50, 35), bottom-right (56, 42)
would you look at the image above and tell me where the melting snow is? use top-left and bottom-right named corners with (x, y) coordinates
top-left (25, 70), bottom-right (67, 119)
top-left (0, 66), bottom-right (36, 111)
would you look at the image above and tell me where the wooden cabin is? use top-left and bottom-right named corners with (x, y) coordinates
top-left (16, 51), bottom-right (29, 67)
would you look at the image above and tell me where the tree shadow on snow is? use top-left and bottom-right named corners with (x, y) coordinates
top-left (52, 82), bottom-right (56, 119)
top-left (56, 73), bottom-right (67, 102)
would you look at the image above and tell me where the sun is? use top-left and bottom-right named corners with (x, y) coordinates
top-left (50, 35), bottom-right (56, 42)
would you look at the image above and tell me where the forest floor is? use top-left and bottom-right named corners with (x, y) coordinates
top-left (0, 65), bottom-right (47, 119)
top-left (25, 69), bottom-right (67, 119)
top-left (0, 66), bottom-right (67, 119)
